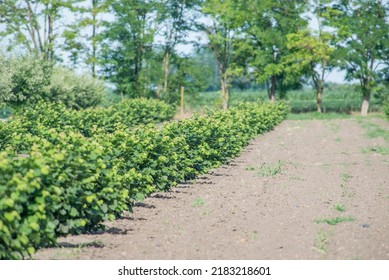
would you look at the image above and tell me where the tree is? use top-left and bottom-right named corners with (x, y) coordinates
top-left (284, 28), bottom-right (334, 113)
top-left (325, 0), bottom-right (389, 116)
top-left (62, 0), bottom-right (109, 77)
top-left (155, 0), bottom-right (200, 98)
top-left (100, 0), bottom-right (156, 97)
top-left (0, 0), bottom-right (79, 60)
top-left (163, 53), bottom-right (213, 103)
top-left (201, 0), bottom-right (239, 110)
top-left (233, 0), bottom-right (309, 101)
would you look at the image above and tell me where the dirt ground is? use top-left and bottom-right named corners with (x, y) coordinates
top-left (34, 116), bottom-right (389, 260)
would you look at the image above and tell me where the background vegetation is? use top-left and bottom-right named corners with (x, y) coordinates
top-left (0, 0), bottom-right (389, 116)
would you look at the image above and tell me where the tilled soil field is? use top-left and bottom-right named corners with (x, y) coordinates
top-left (34, 116), bottom-right (389, 260)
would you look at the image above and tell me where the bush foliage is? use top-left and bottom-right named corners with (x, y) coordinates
top-left (384, 99), bottom-right (389, 119)
top-left (0, 55), bottom-right (104, 109)
top-left (0, 101), bottom-right (287, 259)
top-left (10, 98), bottom-right (176, 137)
top-left (43, 67), bottom-right (104, 109)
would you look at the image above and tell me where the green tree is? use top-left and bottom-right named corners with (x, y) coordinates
top-left (284, 28), bottom-right (334, 112)
top-left (234, 0), bottom-right (309, 101)
top-left (100, 0), bottom-right (156, 97)
top-left (325, 0), bottom-right (389, 116)
top-left (155, 0), bottom-right (201, 99)
top-left (201, 0), bottom-right (240, 110)
top-left (0, 0), bottom-right (79, 60)
top-left (62, 0), bottom-right (109, 77)
top-left (162, 53), bottom-right (213, 104)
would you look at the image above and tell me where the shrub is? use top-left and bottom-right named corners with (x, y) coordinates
top-left (11, 98), bottom-right (176, 137)
top-left (0, 101), bottom-right (287, 259)
top-left (44, 67), bottom-right (104, 110)
top-left (0, 54), bottom-right (105, 109)
top-left (1, 131), bottom-right (129, 259)
top-left (0, 149), bottom-right (57, 260)
top-left (0, 54), bottom-right (52, 106)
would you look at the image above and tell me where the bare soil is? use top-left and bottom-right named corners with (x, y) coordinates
top-left (34, 117), bottom-right (389, 260)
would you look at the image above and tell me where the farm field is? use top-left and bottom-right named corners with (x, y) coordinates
top-left (34, 115), bottom-right (389, 260)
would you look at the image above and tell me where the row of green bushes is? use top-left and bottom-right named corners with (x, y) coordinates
top-left (0, 101), bottom-right (287, 259)
top-left (1, 98), bottom-right (176, 141)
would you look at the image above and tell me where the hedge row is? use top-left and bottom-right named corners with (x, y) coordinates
top-left (0, 102), bottom-right (288, 259)
top-left (3, 98), bottom-right (176, 139)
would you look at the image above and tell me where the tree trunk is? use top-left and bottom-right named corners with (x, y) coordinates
top-left (361, 93), bottom-right (370, 116)
top-left (316, 88), bottom-right (323, 113)
top-left (269, 75), bottom-right (276, 102)
top-left (48, 13), bottom-right (54, 60)
top-left (163, 52), bottom-right (170, 94)
top-left (92, 0), bottom-right (97, 78)
top-left (156, 85), bottom-right (162, 99)
top-left (221, 77), bottom-right (229, 110)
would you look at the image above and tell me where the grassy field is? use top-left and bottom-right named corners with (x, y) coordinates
top-left (1, 84), bottom-right (386, 118)
top-left (184, 85), bottom-right (384, 113)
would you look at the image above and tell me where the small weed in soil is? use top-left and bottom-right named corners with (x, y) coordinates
top-left (359, 121), bottom-right (389, 142)
top-left (361, 146), bottom-right (389, 155)
top-left (245, 165), bottom-right (256, 171)
top-left (192, 197), bottom-right (205, 207)
top-left (246, 161), bottom-right (284, 176)
top-left (314, 231), bottom-right (329, 254)
top-left (315, 216), bottom-right (355, 225)
top-left (333, 203), bottom-right (346, 212)
top-left (341, 172), bottom-right (353, 182)
top-left (321, 163), bottom-right (331, 171)
top-left (249, 231), bottom-right (258, 240)
top-left (257, 161), bottom-right (284, 177)
top-left (289, 176), bottom-right (305, 181)
top-left (329, 123), bottom-right (340, 134)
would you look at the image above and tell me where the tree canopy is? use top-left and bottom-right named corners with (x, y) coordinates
top-left (1, 0), bottom-right (389, 114)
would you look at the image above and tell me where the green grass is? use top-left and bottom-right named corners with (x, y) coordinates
top-left (249, 231), bottom-right (258, 240)
top-left (341, 172), bottom-right (353, 182)
top-left (287, 112), bottom-right (352, 120)
top-left (257, 161), bottom-right (284, 177)
top-left (186, 84), bottom-right (384, 113)
top-left (315, 216), bottom-right (355, 225)
top-left (361, 146), bottom-right (389, 155)
top-left (192, 197), bottom-right (205, 208)
top-left (245, 161), bottom-right (284, 176)
top-left (314, 231), bottom-right (330, 254)
top-left (321, 163), bottom-right (331, 171)
top-left (333, 203), bottom-right (346, 212)
top-left (245, 165), bottom-right (256, 171)
top-left (366, 126), bottom-right (389, 142)
top-left (357, 118), bottom-right (389, 142)
top-left (289, 175), bottom-right (305, 181)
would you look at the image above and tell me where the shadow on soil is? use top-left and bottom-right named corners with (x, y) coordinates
top-left (134, 202), bottom-right (156, 209)
top-left (56, 240), bottom-right (105, 249)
